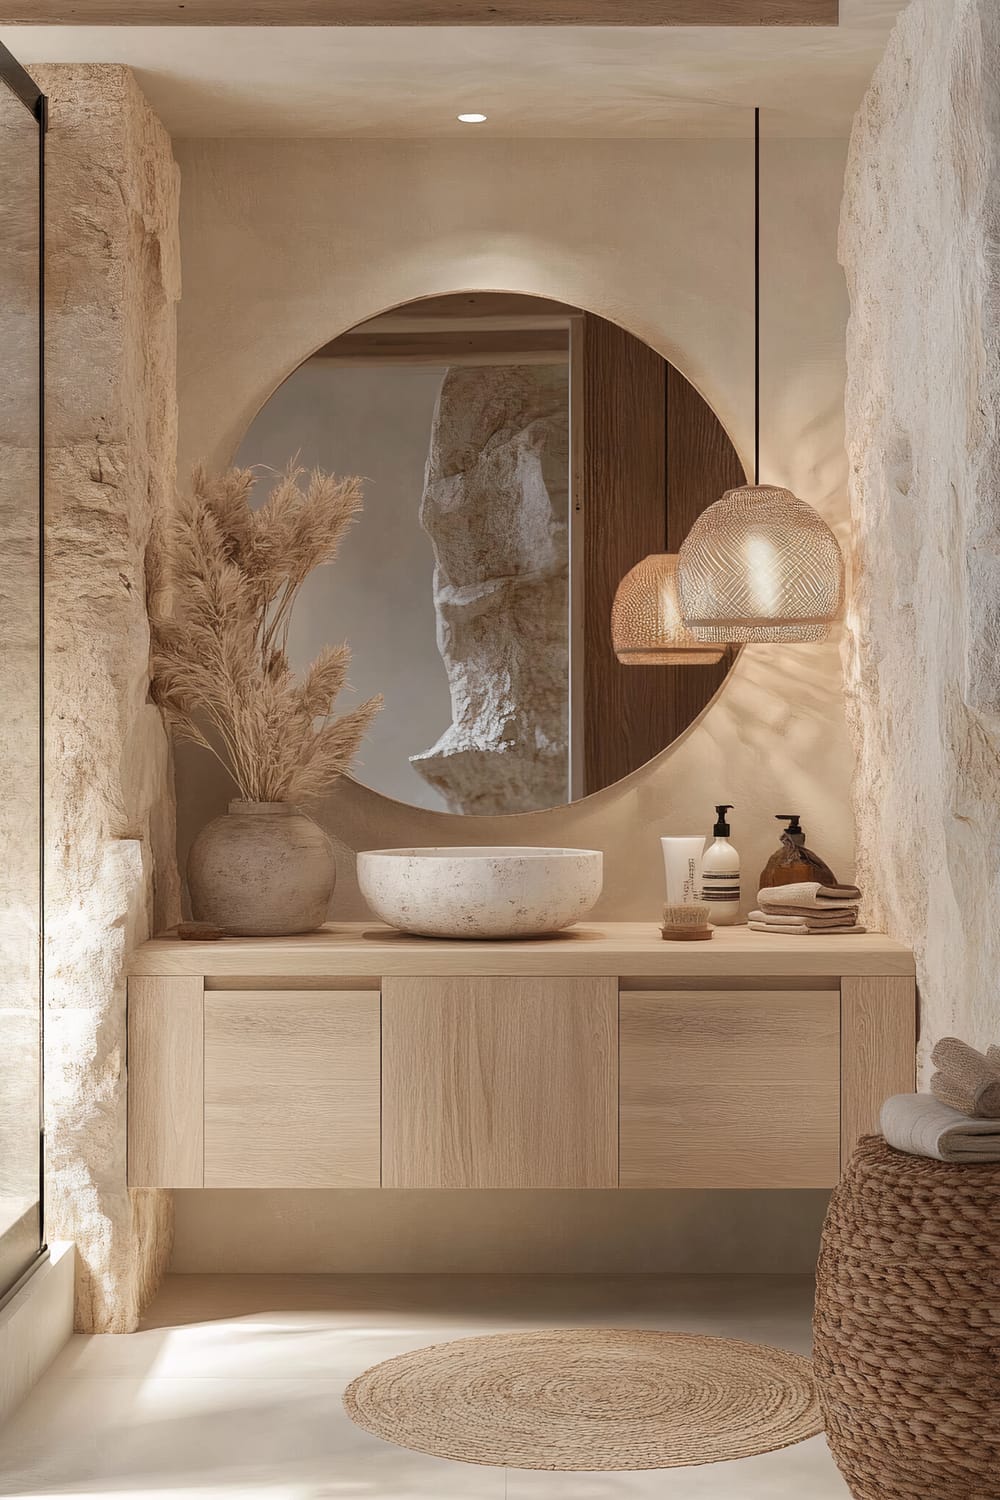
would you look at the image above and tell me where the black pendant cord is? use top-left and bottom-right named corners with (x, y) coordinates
top-left (754, 105), bottom-right (761, 489)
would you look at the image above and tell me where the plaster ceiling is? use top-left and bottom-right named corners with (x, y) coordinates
top-left (8, 1), bottom-right (908, 138)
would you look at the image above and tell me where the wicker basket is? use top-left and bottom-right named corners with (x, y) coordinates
top-left (813, 1135), bottom-right (1000, 1500)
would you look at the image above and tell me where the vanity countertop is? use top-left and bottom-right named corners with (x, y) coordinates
top-left (127, 921), bottom-right (915, 979)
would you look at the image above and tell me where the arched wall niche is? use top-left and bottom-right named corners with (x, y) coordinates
top-left (173, 135), bottom-right (854, 922)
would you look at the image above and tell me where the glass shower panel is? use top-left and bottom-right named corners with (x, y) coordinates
top-left (0, 46), bottom-right (44, 1300)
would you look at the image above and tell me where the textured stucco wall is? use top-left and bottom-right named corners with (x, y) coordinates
top-left (171, 135), bottom-right (853, 1274)
top-left (37, 65), bottom-right (181, 1331)
top-left (174, 137), bottom-right (856, 923)
top-left (842, 0), bottom-right (1000, 1081)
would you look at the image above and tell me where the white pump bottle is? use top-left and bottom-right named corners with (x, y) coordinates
top-left (701, 804), bottom-right (741, 925)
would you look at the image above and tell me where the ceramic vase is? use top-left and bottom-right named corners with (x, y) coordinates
top-left (187, 800), bottom-right (336, 936)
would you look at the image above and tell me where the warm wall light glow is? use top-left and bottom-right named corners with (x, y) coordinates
top-left (457, 113), bottom-right (488, 124)
top-left (611, 553), bottom-right (726, 666)
top-left (677, 485), bottom-right (844, 644)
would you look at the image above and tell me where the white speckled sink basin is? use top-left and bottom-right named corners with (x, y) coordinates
top-left (356, 846), bottom-right (604, 940)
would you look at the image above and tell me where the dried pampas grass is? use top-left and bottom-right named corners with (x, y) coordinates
top-left (150, 464), bottom-right (382, 804)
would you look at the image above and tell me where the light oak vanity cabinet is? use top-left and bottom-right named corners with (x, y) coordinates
top-left (382, 976), bottom-right (618, 1189)
top-left (620, 989), bottom-right (841, 1188)
top-left (126, 924), bottom-right (916, 1192)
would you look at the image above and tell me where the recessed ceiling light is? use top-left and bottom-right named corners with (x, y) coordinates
top-left (457, 113), bottom-right (488, 124)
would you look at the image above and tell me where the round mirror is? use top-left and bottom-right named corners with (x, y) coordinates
top-left (236, 293), bottom-right (742, 816)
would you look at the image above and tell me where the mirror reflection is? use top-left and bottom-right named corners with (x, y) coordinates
top-left (237, 293), bottom-right (742, 816)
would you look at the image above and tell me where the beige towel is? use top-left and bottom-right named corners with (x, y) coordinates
top-left (758, 881), bottom-right (861, 910)
top-left (749, 920), bottom-right (867, 935)
top-left (880, 1093), bottom-right (1000, 1162)
top-left (749, 908), bottom-right (859, 928)
top-left (930, 1038), bottom-right (1000, 1119)
top-left (756, 903), bottom-right (859, 923)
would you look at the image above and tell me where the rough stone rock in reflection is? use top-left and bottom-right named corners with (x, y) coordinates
top-left (411, 364), bottom-right (570, 815)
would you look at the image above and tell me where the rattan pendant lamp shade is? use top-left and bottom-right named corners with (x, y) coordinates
top-left (673, 108), bottom-right (844, 645)
top-left (678, 484), bottom-right (844, 644)
top-left (611, 109), bottom-right (843, 660)
top-left (612, 553), bottom-right (726, 665)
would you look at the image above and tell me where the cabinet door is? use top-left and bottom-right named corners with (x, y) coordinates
top-left (204, 990), bottom-right (380, 1188)
top-left (620, 989), bottom-right (840, 1188)
top-left (841, 975), bottom-right (916, 1164)
top-left (382, 976), bottom-right (618, 1189)
top-left (128, 976), bottom-right (205, 1188)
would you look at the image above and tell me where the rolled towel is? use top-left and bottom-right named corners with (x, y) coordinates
top-left (758, 881), bottom-right (861, 910)
top-left (880, 1094), bottom-right (1000, 1162)
top-left (749, 920), bottom-right (867, 935)
top-left (930, 1037), bottom-right (1000, 1118)
top-left (989, 1045), bottom-right (1000, 1074)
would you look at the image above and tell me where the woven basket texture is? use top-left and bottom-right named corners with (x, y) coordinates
top-left (813, 1135), bottom-right (1000, 1500)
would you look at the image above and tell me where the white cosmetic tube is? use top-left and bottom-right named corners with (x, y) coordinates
top-left (661, 836), bottom-right (706, 905)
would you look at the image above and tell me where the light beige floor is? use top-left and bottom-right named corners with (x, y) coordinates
top-left (0, 1274), bottom-right (850, 1498)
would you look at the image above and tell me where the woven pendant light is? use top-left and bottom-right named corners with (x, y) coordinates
top-left (676, 109), bottom-right (844, 646)
top-left (611, 553), bottom-right (726, 665)
top-left (677, 485), bottom-right (844, 644)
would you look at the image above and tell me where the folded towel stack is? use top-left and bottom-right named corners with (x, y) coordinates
top-left (749, 880), bottom-right (865, 935)
top-left (881, 1037), bottom-right (1000, 1162)
top-left (881, 1096), bottom-right (1000, 1162)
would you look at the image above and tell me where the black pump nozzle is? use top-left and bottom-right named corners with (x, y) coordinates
top-left (776, 814), bottom-right (804, 842)
top-left (713, 804), bottom-right (734, 838)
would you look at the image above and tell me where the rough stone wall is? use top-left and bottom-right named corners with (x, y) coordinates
top-left (413, 363), bottom-right (570, 815)
top-left (0, 83), bottom-right (43, 1268)
top-left (174, 137), bottom-right (856, 929)
top-left (35, 65), bottom-right (181, 1331)
top-left (841, 0), bottom-right (1000, 1081)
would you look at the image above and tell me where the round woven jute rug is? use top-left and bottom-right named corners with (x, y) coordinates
top-left (342, 1328), bottom-right (822, 1471)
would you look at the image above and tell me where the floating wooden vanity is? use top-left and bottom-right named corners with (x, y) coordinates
top-left (126, 923), bottom-right (916, 1193)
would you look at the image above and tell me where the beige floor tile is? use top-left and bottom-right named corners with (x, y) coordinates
top-left (505, 1435), bottom-right (851, 1497)
top-left (53, 1275), bottom-right (815, 1383)
top-left (0, 1373), bottom-right (505, 1499)
top-left (0, 1274), bottom-right (841, 1500)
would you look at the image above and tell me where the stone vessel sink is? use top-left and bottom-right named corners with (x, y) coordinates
top-left (356, 846), bottom-right (604, 940)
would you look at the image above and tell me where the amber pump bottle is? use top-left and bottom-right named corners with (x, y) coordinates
top-left (758, 814), bottom-right (838, 893)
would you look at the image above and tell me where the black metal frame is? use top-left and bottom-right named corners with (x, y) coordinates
top-left (0, 37), bottom-right (46, 122)
top-left (0, 37), bottom-right (48, 1294)
top-left (753, 105), bottom-right (760, 488)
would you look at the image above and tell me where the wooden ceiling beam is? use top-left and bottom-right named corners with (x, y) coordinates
top-left (2, 2), bottom-right (839, 26)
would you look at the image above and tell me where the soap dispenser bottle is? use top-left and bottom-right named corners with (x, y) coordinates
top-left (759, 814), bottom-right (839, 892)
top-left (700, 805), bottom-right (741, 925)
